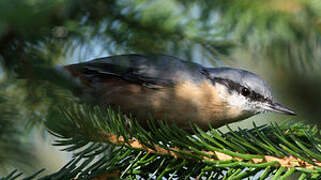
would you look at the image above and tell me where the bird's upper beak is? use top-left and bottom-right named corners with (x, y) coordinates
top-left (263, 101), bottom-right (296, 115)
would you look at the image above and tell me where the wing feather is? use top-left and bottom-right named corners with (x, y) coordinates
top-left (66, 54), bottom-right (206, 89)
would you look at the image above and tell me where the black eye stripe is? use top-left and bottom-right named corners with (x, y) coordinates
top-left (212, 77), bottom-right (268, 102)
top-left (249, 91), bottom-right (265, 102)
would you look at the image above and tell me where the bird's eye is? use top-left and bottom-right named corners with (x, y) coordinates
top-left (241, 87), bottom-right (250, 96)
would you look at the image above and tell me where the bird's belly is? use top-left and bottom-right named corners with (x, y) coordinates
top-left (90, 77), bottom-right (233, 131)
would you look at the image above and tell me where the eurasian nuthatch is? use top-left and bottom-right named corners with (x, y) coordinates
top-left (64, 54), bottom-right (296, 131)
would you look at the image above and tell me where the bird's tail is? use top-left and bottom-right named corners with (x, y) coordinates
top-left (17, 64), bottom-right (85, 96)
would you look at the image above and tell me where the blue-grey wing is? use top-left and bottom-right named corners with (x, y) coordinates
top-left (68, 54), bottom-right (206, 88)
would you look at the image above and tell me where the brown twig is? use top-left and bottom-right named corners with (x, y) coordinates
top-left (98, 131), bottom-right (321, 170)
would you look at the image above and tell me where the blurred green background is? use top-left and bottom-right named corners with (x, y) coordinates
top-left (1, 0), bottom-right (321, 176)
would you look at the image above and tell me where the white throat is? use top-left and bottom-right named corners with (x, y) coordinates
top-left (215, 83), bottom-right (257, 116)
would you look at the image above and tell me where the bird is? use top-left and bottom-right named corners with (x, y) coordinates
top-left (63, 54), bottom-right (296, 131)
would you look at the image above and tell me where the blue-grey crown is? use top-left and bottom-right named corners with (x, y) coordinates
top-left (204, 67), bottom-right (273, 102)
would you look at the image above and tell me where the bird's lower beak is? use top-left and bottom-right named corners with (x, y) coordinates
top-left (263, 102), bottom-right (296, 115)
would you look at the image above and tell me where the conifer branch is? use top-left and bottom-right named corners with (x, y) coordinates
top-left (91, 131), bottom-right (321, 170)
top-left (41, 104), bottom-right (321, 179)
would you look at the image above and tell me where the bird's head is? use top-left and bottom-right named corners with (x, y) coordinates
top-left (204, 67), bottom-right (296, 119)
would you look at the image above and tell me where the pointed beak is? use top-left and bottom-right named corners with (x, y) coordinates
top-left (263, 101), bottom-right (296, 116)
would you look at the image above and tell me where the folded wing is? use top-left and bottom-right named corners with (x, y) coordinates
top-left (65, 54), bottom-right (206, 89)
